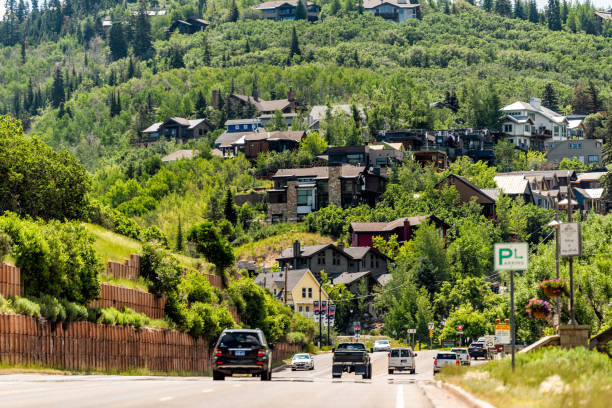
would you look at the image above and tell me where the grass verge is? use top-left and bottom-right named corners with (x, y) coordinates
top-left (439, 347), bottom-right (612, 408)
top-left (98, 273), bottom-right (151, 291)
top-left (0, 362), bottom-right (211, 377)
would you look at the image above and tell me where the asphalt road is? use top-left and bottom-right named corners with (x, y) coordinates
top-left (0, 351), bottom-right (482, 408)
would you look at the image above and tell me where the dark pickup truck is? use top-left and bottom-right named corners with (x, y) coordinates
top-left (332, 342), bottom-right (372, 379)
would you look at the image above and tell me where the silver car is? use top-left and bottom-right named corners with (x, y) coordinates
top-left (451, 348), bottom-right (471, 366)
top-left (373, 339), bottom-right (392, 352)
top-left (433, 351), bottom-right (459, 374)
top-left (291, 353), bottom-right (314, 371)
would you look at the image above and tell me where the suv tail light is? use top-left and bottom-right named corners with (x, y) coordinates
top-left (434, 359), bottom-right (437, 366)
top-left (215, 348), bottom-right (223, 357)
top-left (456, 359), bottom-right (460, 366)
top-left (388, 352), bottom-right (390, 357)
top-left (257, 348), bottom-right (265, 357)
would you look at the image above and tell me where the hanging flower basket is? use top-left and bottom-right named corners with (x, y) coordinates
top-left (525, 298), bottom-right (552, 319)
top-left (540, 278), bottom-right (568, 298)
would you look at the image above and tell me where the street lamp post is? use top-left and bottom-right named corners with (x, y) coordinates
top-left (566, 187), bottom-right (577, 325)
top-left (548, 200), bottom-right (562, 329)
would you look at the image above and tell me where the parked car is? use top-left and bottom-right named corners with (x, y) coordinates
top-left (450, 348), bottom-right (471, 366)
top-left (332, 342), bottom-right (372, 379)
top-left (388, 348), bottom-right (417, 374)
top-left (291, 353), bottom-right (314, 371)
top-left (433, 351), bottom-right (459, 375)
top-left (468, 342), bottom-right (490, 360)
top-left (373, 339), bottom-right (392, 352)
top-left (212, 329), bottom-right (273, 381)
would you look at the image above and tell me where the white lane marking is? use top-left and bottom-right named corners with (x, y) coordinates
top-left (159, 396), bottom-right (174, 402)
top-left (233, 384), bottom-right (242, 388)
top-left (202, 389), bottom-right (214, 393)
top-left (396, 385), bottom-right (404, 408)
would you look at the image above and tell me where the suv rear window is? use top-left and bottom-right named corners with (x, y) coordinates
top-left (400, 350), bottom-right (412, 357)
top-left (451, 349), bottom-right (467, 354)
top-left (437, 353), bottom-right (457, 359)
top-left (390, 350), bottom-right (400, 357)
top-left (219, 332), bottom-right (261, 348)
top-left (337, 343), bottom-right (366, 350)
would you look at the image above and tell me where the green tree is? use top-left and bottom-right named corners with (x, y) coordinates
top-left (514, 0), bottom-right (525, 19)
top-left (300, 131), bottom-right (328, 156)
top-left (493, 140), bottom-right (519, 172)
top-left (547, 0), bottom-right (562, 31)
top-left (289, 27), bottom-right (301, 60)
top-left (108, 23), bottom-right (127, 61)
top-left (295, 0), bottom-right (307, 20)
top-left (330, 0), bottom-right (341, 15)
top-left (439, 304), bottom-right (489, 342)
top-left (133, 0), bottom-right (153, 60)
top-left (224, 188), bottom-right (238, 224)
top-left (528, 0), bottom-right (539, 23)
top-left (447, 220), bottom-right (495, 278)
top-left (558, 157), bottom-right (588, 172)
top-left (51, 66), bottom-right (65, 109)
top-left (187, 221), bottom-right (235, 271)
top-left (495, 0), bottom-right (512, 17)
top-left (482, 0), bottom-right (493, 12)
top-left (541, 83), bottom-right (559, 112)
top-left (228, 0), bottom-right (239, 22)
top-left (176, 216), bottom-right (183, 252)
top-left (449, 156), bottom-right (497, 188)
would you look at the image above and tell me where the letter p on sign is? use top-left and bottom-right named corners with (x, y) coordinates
top-left (494, 243), bottom-right (528, 271)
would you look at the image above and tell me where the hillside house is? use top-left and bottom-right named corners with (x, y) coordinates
top-left (139, 117), bottom-right (212, 145)
top-left (500, 97), bottom-right (568, 151)
top-left (225, 118), bottom-right (262, 133)
top-left (566, 114), bottom-right (587, 139)
top-left (572, 172), bottom-right (606, 215)
top-left (349, 215), bottom-right (448, 248)
top-left (545, 139), bottom-right (603, 168)
top-left (254, 269), bottom-right (330, 318)
top-left (214, 130), bottom-right (305, 158)
top-left (494, 170), bottom-right (578, 209)
top-left (276, 241), bottom-right (390, 282)
top-left (254, 1), bottom-right (321, 22)
top-left (306, 104), bottom-right (365, 130)
top-left (266, 165), bottom-right (387, 223)
top-left (258, 112), bottom-right (298, 128)
top-left (326, 143), bottom-right (404, 167)
top-left (435, 174), bottom-right (498, 218)
top-left (363, 0), bottom-right (420, 23)
top-left (227, 88), bottom-right (301, 115)
top-left (595, 10), bottom-right (612, 27)
top-left (168, 18), bottom-right (208, 34)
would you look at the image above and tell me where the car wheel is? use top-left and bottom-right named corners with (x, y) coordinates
top-left (212, 370), bottom-right (225, 381)
top-left (291, 368), bottom-right (296, 371)
top-left (411, 369), bottom-right (415, 374)
top-left (388, 369), bottom-right (394, 375)
top-left (332, 374), bottom-right (341, 379)
top-left (261, 370), bottom-right (271, 381)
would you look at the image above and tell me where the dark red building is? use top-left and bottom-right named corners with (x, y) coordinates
top-left (349, 215), bottom-right (448, 248)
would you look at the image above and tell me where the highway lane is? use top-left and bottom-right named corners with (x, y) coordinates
top-left (0, 351), bottom-right (477, 408)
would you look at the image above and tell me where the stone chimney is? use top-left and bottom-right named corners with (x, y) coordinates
top-left (530, 97), bottom-right (541, 110)
top-left (270, 90), bottom-right (277, 100)
top-left (337, 241), bottom-right (344, 252)
top-left (212, 89), bottom-right (220, 109)
top-left (328, 165), bottom-right (342, 207)
top-left (292, 240), bottom-right (301, 269)
top-left (288, 87), bottom-right (295, 101)
top-left (252, 86), bottom-right (259, 101)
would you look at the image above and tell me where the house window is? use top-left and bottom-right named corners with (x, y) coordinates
top-left (297, 189), bottom-right (313, 206)
top-left (509, 139), bottom-right (513, 144)
top-left (588, 155), bottom-right (599, 163)
top-left (299, 306), bottom-right (303, 312)
top-left (306, 306), bottom-right (310, 312)
top-left (308, 288), bottom-right (312, 298)
top-left (317, 252), bottom-right (325, 265)
top-left (333, 252), bottom-right (341, 266)
top-left (529, 113), bottom-right (535, 121)
top-left (525, 125), bottom-right (530, 132)
top-left (370, 255), bottom-right (375, 268)
top-left (302, 288), bottom-right (306, 298)
top-left (362, 259), bottom-right (366, 268)
top-left (273, 288), bottom-right (277, 296)
top-left (376, 258), bottom-right (380, 268)
top-left (503, 124), bottom-right (513, 133)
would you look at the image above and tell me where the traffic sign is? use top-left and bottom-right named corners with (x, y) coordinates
top-left (457, 331), bottom-right (463, 335)
top-left (560, 223), bottom-right (582, 257)
top-left (428, 322), bottom-right (435, 330)
top-left (456, 324), bottom-right (464, 331)
top-left (407, 328), bottom-right (416, 334)
top-left (495, 323), bottom-right (511, 344)
top-left (428, 329), bottom-right (433, 338)
top-left (494, 243), bottom-right (529, 271)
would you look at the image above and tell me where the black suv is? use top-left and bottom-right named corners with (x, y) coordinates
top-left (212, 329), bottom-right (273, 381)
top-left (468, 342), bottom-right (490, 360)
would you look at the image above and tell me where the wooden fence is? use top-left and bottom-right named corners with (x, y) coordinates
top-left (0, 263), bottom-right (22, 297)
top-left (105, 254), bottom-right (140, 280)
top-left (90, 283), bottom-right (166, 320)
top-left (0, 314), bottom-right (301, 374)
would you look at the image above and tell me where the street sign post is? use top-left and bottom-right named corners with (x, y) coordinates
top-left (494, 323), bottom-right (511, 344)
top-left (559, 223), bottom-right (582, 257)
top-left (428, 323), bottom-right (434, 349)
top-left (495, 242), bottom-right (528, 372)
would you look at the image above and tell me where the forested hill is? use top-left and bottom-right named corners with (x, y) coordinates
top-left (0, 1), bottom-right (611, 170)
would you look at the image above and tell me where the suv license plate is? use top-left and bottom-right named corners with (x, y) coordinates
top-left (235, 350), bottom-right (245, 356)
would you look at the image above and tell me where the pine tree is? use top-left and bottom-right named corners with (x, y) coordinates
top-left (495, 0), bottom-right (512, 17)
top-left (296, 0), bottom-right (307, 20)
top-left (195, 91), bottom-right (207, 118)
top-left (560, 0), bottom-right (568, 24)
top-left (228, 0), bottom-right (239, 22)
top-left (548, 0), bottom-right (561, 31)
top-left (127, 57), bottom-right (135, 80)
top-left (528, 0), bottom-right (539, 23)
top-left (330, 0), bottom-right (341, 15)
top-left (176, 216), bottom-right (184, 252)
top-left (541, 83), bottom-right (559, 112)
top-left (289, 27), bottom-right (301, 61)
top-left (202, 35), bottom-right (211, 65)
top-left (224, 189), bottom-right (237, 224)
top-left (109, 23), bottom-right (128, 61)
top-left (51, 66), bottom-right (65, 109)
top-left (170, 46), bottom-right (185, 69)
top-left (343, 0), bottom-right (354, 13)
top-left (133, 0), bottom-right (153, 60)
top-left (587, 81), bottom-right (602, 113)
top-left (482, 0), bottom-right (493, 12)
top-left (514, 0), bottom-right (525, 20)
top-left (20, 40), bottom-right (26, 64)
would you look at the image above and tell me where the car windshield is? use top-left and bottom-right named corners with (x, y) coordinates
top-left (437, 353), bottom-right (457, 360)
top-left (293, 354), bottom-right (310, 360)
top-left (375, 340), bottom-right (390, 344)
top-left (337, 343), bottom-right (366, 351)
top-left (219, 332), bottom-right (261, 348)
top-left (470, 343), bottom-right (484, 347)
top-left (451, 349), bottom-right (467, 354)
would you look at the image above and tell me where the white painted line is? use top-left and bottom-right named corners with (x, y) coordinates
top-left (396, 384), bottom-right (404, 408)
top-left (233, 384), bottom-right (242, 388)
top-left (159, 396), bottom-right (174, 402)
top-left (202, 389), bottom-right (214, 393)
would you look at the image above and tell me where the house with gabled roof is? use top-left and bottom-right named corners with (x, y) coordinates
top-left (254, 1), bottom-right (321, 21)
top-left (364, 0), bottom-right (420, 23)
top-left (168, 18), bottom-right (208, 34)
top-left (228, 88), bottom-right (301, 116)
top-left (139, 117), bottom-right (212, 145)
top-left (214, 130), bottom-right (305, 158)
top-left (254, 269), bottom-right (330, 319)
top-left (349, 215), bottom-right (448, 248)
top-left (435, 173), bottom-right (498, 218)
top-left (500, 97), bottom-right (568, 151)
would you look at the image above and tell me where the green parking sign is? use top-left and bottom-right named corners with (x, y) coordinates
top-left (494, 243), bottom-right (528, 271)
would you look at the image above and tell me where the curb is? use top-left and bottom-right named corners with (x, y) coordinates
top-left (272, 364), bottom-right (289, 373)
top-left (439, 381), bottom-right (496, 408)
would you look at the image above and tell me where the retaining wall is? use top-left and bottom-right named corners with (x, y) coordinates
top-left (0, 263), bottom-right (22, 297)
top-left (0, 313), bottom-right (301, 374)
top-left (105, 254), bottom-right (141, 280)
top-left (91, 283), bottom-right (166, 320)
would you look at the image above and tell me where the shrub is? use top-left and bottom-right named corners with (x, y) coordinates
top-left (191, 302), bottom-right (219, 340)
top-left (13, 297), bottom-right (40, 317)
top-left (0, 295), bottom-right (12, 313)
top-left (62, 299), bottom-right (88, 322)
top-left (286, 331), bottom-right (306, 345)
top-left (0, 230), bottom-right (11, 262)
top-left (179, 271), bottom-right (214, 304)
top-left (87, 306), bottom-right (103, 323)
top-left (140, 243), bottom-right (182, 297)
top-left (37, 295), bottom-right (67, 323)
top-left (100, 308), bottom-right (118, 325)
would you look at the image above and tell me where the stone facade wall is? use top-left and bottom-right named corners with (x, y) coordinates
top-left (328, 166), bottom-right (342, 206)
top-left (268, 203), bottom-right (288, 222)
top-left (287, 181), bottom-right (298, 222)
top-left (559, 324), bottom-right (591, 349)
top-left (0, 263), bottom-right (22, 298)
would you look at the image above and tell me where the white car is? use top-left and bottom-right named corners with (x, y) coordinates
top-left (451, 348), bottom-right (471, 366)
top-left (373, 339), bottom-right (392, 352)
top-left (291, 353), bottom-right (314, 371)
top-left (433, 351), bottom-right (459, 374)
top-left (388, 348), bottom-right (417, 374)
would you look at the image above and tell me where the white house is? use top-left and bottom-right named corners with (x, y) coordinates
top-left (500, 97), bottom-right (568, 151)
top-left (363, 0), bottom-right (420, 23)
top-left (307, 104), bottom-right (365, 130)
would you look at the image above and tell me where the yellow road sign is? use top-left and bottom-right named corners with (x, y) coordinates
top-left (429, 329), bottom-right (433, 338)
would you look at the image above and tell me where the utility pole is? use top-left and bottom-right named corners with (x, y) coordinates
top-left (318, 283), bottom-right (322, 348)
top-left (510, 269), bottom-right (515, 372)
top-left (327, 305), bottom-right (330, 346)
top-left (567, 185), bottom-right (577, 325)
top-left (555, 200), bottom-right (560, 326)
top-left (284, 265), bottom-right (288, 305)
